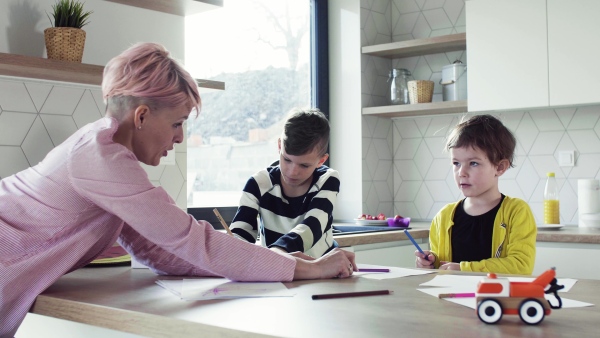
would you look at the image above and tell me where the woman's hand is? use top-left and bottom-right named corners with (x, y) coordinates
top-left (439, 261), bottom-right (460, 271)
top-left (287, 251), bottom-right (315, 261)
top-left (292, 248), bottom-right (356, 280)
top-left (415, 250), bottom-right (434, 269)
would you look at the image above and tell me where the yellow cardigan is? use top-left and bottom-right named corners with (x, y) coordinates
top-left (429, 196), bottom-right (537, 275)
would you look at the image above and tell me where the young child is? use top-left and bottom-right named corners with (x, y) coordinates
top-left (230, 108), bottom-right (340, 258)
top-left (415, 114), bottom-right (536, 275)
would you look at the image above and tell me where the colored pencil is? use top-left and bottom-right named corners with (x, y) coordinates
top-left (438, 292), bottom-right (476, 299)
top-left (403, 229), bottom-right (429, 261)
top-left (213, 208), bottom-right (234, 236)
top-left (358, 268), bottom-right (390, 273)
top-left (312, 290), bottom-right (392, 300)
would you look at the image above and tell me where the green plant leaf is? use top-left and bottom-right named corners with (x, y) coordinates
top-left (47, 0), bottom-right (93, 28)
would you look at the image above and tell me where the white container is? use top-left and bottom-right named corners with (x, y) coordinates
top-left (441, 62), bottom-right (468, 101)
top-left (580, 213), bottom-right (600, 228)
top-left (578, 179), bottom-right (600, 217)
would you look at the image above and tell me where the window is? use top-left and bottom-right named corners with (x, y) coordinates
top-left (185, 0), bottom-right (328, 226)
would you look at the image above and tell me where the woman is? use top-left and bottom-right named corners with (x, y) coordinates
top-left (0, 43), bottom-right (356, 337)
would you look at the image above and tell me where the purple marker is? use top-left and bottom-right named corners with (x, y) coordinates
top-left (358, 268), bottom-right (390, 273)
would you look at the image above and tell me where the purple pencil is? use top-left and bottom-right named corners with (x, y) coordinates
top-left (358, 268), bottom-right (390, 273)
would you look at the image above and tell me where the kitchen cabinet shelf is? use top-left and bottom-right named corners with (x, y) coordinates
top-left (0, 53), bottom-right (224, 91)
top-left (362, 100), bottom-right (468, 118)
top-left (362, 33), bottom-right (466, 59)
top-left (105, 0), bottom-right (223, 16)
top-left (361, 33), bottom-right (468, 118)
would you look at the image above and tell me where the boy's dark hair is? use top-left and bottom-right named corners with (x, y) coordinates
top-left (446, 114), bottom-right (516, 167)
top-left (282, 108), bottom-right (330, 156)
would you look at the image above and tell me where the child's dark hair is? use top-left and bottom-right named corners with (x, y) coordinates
top-left (446, 114), bottom-right (516, 167)
top-left (282, 108), bottom-right (330, 156)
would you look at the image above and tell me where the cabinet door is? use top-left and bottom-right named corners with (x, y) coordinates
top-left (548, 0), bottom-right (600, 107)
top-left (466, 0), bottom-right (548, 112)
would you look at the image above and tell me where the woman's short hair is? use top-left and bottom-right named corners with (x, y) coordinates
top-left (282, 108), bottom-right (330, 157)
top-left (102, 42), bottom-right (201, 116)
top-left (446, 114), bottom-right (516, 167)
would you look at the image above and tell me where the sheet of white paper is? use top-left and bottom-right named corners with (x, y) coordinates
top-left (357, 266), bottom-right (436, 280)
top-left (156, 279), bottom-right (183, 297)
top-left (156, 278), bottom-right (294, 300)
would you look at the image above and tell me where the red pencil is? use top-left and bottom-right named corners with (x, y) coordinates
top-left (311, 290), bottom-right (392, 300)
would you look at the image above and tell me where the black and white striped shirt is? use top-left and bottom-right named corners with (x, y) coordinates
top-left (230, 163), bottom-right (340, 257)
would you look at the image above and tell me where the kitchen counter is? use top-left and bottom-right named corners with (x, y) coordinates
top-left (334, 222), bottom-right (600, 246)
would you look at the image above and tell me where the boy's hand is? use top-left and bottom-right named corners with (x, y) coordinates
top-left (415, 250), bottom-right (434, 269)
top-left (439, 261), bottom-right (460, 271)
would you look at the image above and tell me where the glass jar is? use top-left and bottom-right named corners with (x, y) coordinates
top-left (388, 68), bottom-right (411, 105)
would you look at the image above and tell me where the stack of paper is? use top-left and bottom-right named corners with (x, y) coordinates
top-left (156, 278), bottom-right (295, 301)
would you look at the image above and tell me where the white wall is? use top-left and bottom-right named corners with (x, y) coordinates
top-left (329, 0), bottom-right (363, 220)
top-left (356, 0), bottom-right (600, 225)
top-left (0, 0), bottom-right (188, 208)
top-left (0, 0), bottom-right (184, 64)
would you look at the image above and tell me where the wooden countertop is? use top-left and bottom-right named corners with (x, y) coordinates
top-left (31, 266), bottom-right (600, 337)
top-left (334, 222), bottom-right (600, 246)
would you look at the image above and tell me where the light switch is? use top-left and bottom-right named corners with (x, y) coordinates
top-left (559, 150), bottom-right (575, 167)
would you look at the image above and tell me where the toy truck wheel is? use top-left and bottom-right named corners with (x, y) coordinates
top-left (477, 299), bottom-right (503, 324)
top-left (519, 299), bottom-right (545, 325)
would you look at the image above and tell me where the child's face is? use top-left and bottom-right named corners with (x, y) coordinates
top-left (451, 146), bottom-right (506, 199)
top-left (278, 140), bottom-right (328, 190)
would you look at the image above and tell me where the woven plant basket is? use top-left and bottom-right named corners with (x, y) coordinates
top-left (44, 27), bottom-right (86, 62)
top-left (408, 80), bottom-right (434, 104)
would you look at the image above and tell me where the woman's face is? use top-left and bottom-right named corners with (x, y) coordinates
top-left (133, 105), bottom-right (189, 166)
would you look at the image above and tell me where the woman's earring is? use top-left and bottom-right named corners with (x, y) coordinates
top-left (138, 126), bottom-right (142, 130)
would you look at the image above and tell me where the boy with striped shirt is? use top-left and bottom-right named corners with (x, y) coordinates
top-left (230, 108), bottom-right (340, 257)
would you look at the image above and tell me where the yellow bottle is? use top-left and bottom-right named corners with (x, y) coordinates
top-left (544, 199), bottom-right (560, 224)
top-left (544, 172), bottom-right (560, 224)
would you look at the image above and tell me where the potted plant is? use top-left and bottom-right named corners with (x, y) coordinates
top-left (44, 0), bottom-right (93, 62)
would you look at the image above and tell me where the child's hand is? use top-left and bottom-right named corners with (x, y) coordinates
top-left (439, 261), bottom-right (460, 271)
top-left (415, 250), bottom-right (434, 269)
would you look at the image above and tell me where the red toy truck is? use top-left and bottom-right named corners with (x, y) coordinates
top-left (476, 268), bottom-right (564, 325)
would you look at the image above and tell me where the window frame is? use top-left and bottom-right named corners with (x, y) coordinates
top-left (187, 0), bottom-right (329, 228)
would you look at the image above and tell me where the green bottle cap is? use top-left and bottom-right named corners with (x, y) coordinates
top-left (547, 172), bottom-right (555, 177)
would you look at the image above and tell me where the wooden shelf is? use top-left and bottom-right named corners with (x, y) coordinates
top-left (362, 100), bottom-right (468, 118)
top-left (0, 53), bottom-right (224, 92)
top-left (0, 52), bottom-right (103, 85)
top-left (362, 33), bottom-right (466, 59)
top-left (105, 0), bottom-right (223, 16)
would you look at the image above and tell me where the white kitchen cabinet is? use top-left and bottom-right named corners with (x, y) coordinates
top-left (547, 0), bottom-right (600, 107)
top-left (467, 0), bottom-right (600, 112)
top-left (534, 242), bottom-right (600, 280)
top-left (466, 0), bottom-right (548, 112)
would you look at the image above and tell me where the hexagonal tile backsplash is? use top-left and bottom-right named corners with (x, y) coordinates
top-left (0, 77), bottom-right (187, 210)
top-left (361, 0), bottom-right (600, 225)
